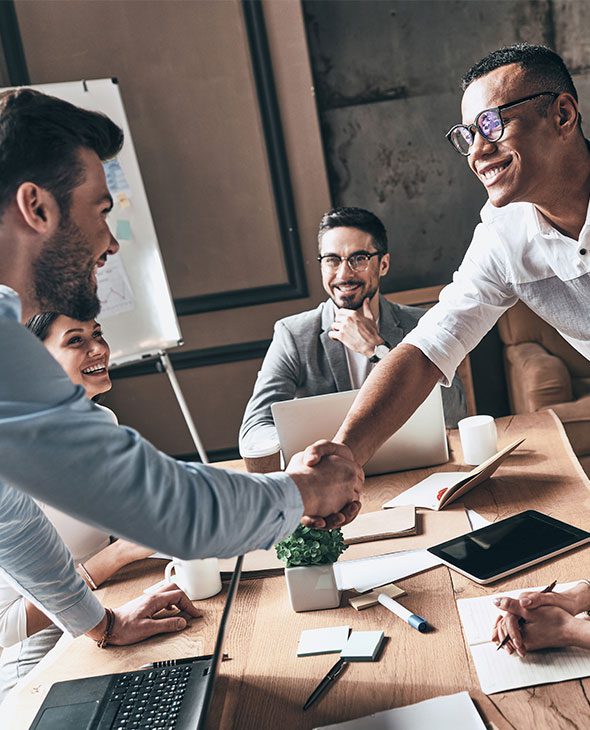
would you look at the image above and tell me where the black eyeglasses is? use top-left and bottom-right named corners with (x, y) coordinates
top-left (317, 251), bottom-right (381, 272)
top-left (446, 91), bottom-right (558, 156)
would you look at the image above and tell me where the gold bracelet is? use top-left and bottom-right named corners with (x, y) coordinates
top-left (78, 563), bottom-right (98, 591)
top-left (97, 607), bottom-right (115, 649)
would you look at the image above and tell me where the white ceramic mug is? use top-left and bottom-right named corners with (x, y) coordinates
top-left (164, 557), bottom-right (222, 601)
top-left (458, 415), bottom-right (498, 465)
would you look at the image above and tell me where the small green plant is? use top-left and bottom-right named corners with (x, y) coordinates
top-left (275, 525), bottom-right (348, 568)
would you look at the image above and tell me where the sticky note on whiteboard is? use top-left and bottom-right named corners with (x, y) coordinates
top-left (116, 219), bottom-right (133, 241)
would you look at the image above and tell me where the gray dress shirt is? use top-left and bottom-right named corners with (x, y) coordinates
top-left (0, 286), bottom-right (303, 636)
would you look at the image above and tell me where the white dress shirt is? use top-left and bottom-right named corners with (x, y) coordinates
top-left (404, 199), bottom-right (590, 385)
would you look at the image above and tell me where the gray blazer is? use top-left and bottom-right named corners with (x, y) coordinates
top-left (239, 295), bottom-right (467, 456)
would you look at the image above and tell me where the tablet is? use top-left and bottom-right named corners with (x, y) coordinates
top-left (427, 510), bottom-right (590, 584)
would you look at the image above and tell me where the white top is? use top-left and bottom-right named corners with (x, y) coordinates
top-left (404, 199), bottom-right (590, 385)
top-left (0, 405), bottom-right (116, 648)
top-left (329, 300), bottom-right (377, 390)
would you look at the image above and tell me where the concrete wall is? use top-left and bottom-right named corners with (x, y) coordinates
top-left (303, 0), bottom-right (590, 414)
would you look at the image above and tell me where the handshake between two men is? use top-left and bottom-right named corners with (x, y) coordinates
top-left (285, 440), bottom-right (364, 530)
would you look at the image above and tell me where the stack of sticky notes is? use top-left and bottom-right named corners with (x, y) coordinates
top-left (297, 626), bottom-right (350, 656)
top-left (297, 625), bottom-right (385, 662)
top-left (340, 631), bottom-right (385, 661)
top-left (348, 582), bottom-right (405, 611)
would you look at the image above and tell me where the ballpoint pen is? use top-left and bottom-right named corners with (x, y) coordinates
top-left (496, 579), bottom-right (557, 651)
top-left (303, 657), bottom-right (349, 711)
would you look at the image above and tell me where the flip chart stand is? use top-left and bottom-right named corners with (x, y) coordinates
top-left (158, 351), bottom-right (209, 465)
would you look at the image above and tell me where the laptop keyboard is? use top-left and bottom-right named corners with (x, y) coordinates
top-left (100, 664), bottom-right (196, 729)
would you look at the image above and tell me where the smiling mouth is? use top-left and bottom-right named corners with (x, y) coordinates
top-left (335, 282), bottom-right (362, 292)
top-left (479, 159), bottom-right (511, 185)
top-left (82, 364), bottom-right (107, 376)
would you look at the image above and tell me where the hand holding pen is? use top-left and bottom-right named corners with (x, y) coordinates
top-left (493, 580), bottom-right (556, 655)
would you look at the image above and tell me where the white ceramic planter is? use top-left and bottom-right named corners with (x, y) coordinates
top-left (284, 564), bottom-right (341, 612)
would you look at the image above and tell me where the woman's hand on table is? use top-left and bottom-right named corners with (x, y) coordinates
top-left (491, 582), bottom-right (590, 656)
top-left (87, 583), bottom-right (201, 646)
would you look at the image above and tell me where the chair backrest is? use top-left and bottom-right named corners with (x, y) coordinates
top-left (497, 301), bottom-right (590, 399)
top-left (384, 286), bottom-right (477, 416)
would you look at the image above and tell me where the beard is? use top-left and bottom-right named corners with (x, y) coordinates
top-left (331, 281), bottom-right (379, 310)
top-left (32, 214), bottom-right (101, 321)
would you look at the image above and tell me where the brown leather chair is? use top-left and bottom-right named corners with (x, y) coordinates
top-left (497, 301), bottom-right (590, 474)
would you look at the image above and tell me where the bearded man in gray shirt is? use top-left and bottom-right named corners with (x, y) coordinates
top-left (0, 89), bottom-right (362, 647)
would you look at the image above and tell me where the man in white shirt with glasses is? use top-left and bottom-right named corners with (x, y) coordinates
top-left (326, 43), bottom-right (590, 475)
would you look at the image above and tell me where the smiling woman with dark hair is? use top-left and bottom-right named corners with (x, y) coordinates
top-left (0, 314), bottom-right (153, 700)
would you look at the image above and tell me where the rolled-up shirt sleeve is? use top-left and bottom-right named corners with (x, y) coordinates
top-left (0, 484), bottom-right (104, 639)
top-left (403, 222), bottom-right (518, 386)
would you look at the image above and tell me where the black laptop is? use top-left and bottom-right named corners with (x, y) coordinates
top-left (28, 556), bottom-right (244, 730)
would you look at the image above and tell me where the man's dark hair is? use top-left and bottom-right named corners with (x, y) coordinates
top-left (318, 207), bottom-right (388, 256)
top-left (0, 88), bottom-right (123, 218)
top-left (462, 43), bottom-right (578, 101)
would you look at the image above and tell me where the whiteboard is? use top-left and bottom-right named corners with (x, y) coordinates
top-left (29, 78), bottom-right (183, 366)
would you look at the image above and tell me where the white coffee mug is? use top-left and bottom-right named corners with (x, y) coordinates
top-left (164, 557), bottom-right (222, 601)
top-left (458, 415), bottom-right (498, 465)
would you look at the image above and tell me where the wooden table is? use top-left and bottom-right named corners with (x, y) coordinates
top-left (6, 411), bottom-right (590, 729)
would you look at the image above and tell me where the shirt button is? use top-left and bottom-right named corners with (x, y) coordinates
top-left (580, 249), bottom-right (587, 256)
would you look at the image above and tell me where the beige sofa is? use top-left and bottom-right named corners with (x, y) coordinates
top-left (497, 301), bottom-right (590, 474)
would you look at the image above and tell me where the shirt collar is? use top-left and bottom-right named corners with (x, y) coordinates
top-left (0, 285), bottom-right (21, 322)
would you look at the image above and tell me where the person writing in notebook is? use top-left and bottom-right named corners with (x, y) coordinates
top-left (492, 581), bottom-right (590, 655)
top-left (239, 206), bottom-right (466, 473)
top-left (307, 44), bottom-right (590, 474)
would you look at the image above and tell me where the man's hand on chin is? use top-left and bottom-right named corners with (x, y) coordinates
top-left (285, 439), bottom-right (363, 530)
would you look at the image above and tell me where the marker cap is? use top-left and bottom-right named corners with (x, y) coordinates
top-left (408, 614), bottom-right (428, 633)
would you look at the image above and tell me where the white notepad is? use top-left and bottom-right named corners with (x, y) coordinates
top-left (457, 581), bottom-right (590, 694)
top-left (297, 626), bottom-right (350, 657)
top-left (340, 631), bottom-right (385, 661)
top-left (314, 691), bottom-right (485, 729)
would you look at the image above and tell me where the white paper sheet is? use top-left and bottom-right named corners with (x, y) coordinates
top-left (466, 509), bottom-right (491, 531)
top-left (457, 581), bottom-right (589, 694)
top-left (382, 473), bottom-right (467, 511)
top-left (313, 691), bottom-right (486, 729)
top-left (333, 549), bottom-right (442, 593)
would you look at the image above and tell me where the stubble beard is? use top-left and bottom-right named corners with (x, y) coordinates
top-left (32, 214), bottom-right (101, 321)
top-left (331, 281), bottom-right (378, 310)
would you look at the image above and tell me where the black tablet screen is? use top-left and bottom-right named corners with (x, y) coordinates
top-left (428, 510), bottom-right (590, 581)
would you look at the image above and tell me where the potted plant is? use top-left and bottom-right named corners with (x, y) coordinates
top-left (275, 525), bottom-right (348, 612)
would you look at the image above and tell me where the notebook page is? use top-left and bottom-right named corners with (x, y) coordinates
top-left (470, 643), bottom-right (590, 695)
top-left (457, 582), bottom-right (580, 646)
top-left (314, 691), bottom-right (486, 729)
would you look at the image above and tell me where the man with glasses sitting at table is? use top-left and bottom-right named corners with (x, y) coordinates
top-left (239, 206), bottom-right (467, 473)
top-left (316, 43), bottom-right (590, 479)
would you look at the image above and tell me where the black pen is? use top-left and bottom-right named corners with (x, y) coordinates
top-left (496, 579), bottom-right (557, 651)
top-left (141, 653), bottom-right (229, 669)
top-left (303, 657), bottom-right (348, 711)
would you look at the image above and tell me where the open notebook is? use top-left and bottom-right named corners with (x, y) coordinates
top-left (384, 438), bottom-right (524, 511)
top-left (457, 581), bottom-right (590, 694)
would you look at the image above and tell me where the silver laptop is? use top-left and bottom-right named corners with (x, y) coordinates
top-left (271, 385), bottom-right (449, 475)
